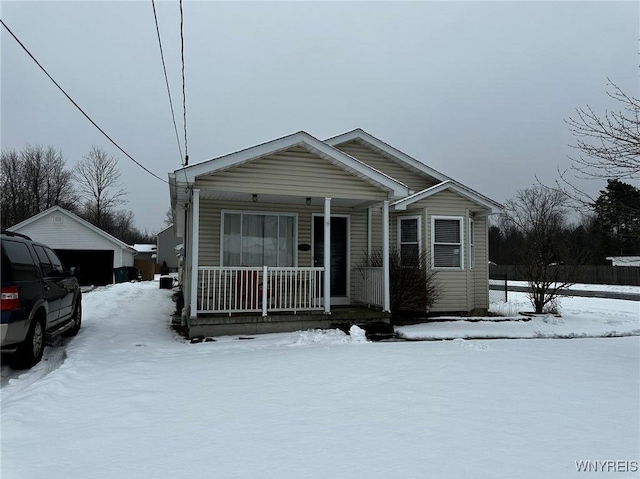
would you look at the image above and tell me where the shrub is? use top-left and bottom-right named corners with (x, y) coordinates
top-left (360, 247), bottom-right (440, 316)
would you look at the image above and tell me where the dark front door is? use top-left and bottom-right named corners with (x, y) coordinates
top-left (313, 216), bottom-right (348, 297)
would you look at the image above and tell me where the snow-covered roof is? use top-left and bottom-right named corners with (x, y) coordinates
top-left (606, 256), bottom-right (640, 267)
top-left (134, 244), bottom-right (157, 253)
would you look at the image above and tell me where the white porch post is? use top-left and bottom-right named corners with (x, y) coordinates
top-left (181, 205), bottom-right (190, 326)
top-left (189, 189), bottom-right (200, 320)
top-left (324, 197), bottom-right (331, 314)
top-left (382, 200), bottom-right (390, 313)
top-left (367, 206), bottom-right (372, 258)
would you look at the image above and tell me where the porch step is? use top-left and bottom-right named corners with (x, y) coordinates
top-left (187, 307), bottom-right (390, 339)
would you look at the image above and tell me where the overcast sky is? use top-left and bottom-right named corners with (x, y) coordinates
top-left (2, 1), bottom-right (638, 232)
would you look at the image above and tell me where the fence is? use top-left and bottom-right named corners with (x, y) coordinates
top-left (489, 265), bottom-right (640, 286)
top-left (489, 275), bottom-right (508, 304)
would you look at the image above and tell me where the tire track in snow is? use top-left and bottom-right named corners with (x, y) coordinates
top-left (0, 339), bottom-right (69, 400)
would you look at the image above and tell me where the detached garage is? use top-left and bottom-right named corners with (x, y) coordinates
top-left (8, 206), bottom-right (137, 286)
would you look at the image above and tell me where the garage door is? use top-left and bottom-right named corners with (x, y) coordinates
top-left (55, 249), bottom-right (114, 286)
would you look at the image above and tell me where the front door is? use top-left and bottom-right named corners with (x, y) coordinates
top-left (313, 216), bottom-right (348, 299)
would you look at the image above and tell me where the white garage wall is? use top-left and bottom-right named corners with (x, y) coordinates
top-left (9, 208), bottom-right (135, 269)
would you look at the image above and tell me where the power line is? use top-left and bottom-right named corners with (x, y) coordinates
top-left (151, 0), bottom-right (183, 164)
top-left (180, 0), bottom-right (189, 165)
top-left (0, 18), bottom-right (169, 184)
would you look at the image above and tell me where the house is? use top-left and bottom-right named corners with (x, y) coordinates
top-left (169, 129), bottom-right (503, 337)
top-left (606, 256), bottom-right (640, 267)
top-left (156, 225), bottom-right (181, 272)
top-left (8, 206), bottom-right (137, 286)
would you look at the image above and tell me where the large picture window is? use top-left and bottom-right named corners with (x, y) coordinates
top-left (398, 216), bottom-right (421, 267)
top-left (222, 212), bottom-right (296, 267)
top-left (432, 217), bottom-right (463, 268)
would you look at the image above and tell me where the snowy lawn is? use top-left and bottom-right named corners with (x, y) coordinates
top-left (506, 280), bottom-right (640, 295)
top-left (1, 281), bottom-right (638, 479)
top-left (398, 291), bottom-right (640, 340)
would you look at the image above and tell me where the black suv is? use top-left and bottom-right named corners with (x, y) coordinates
top-left (1, 230), bottom-right (82, 369)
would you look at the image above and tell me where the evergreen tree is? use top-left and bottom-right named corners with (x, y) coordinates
top-left (593, 179), bottom-right (640, 256)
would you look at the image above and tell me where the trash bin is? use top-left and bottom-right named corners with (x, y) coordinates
top-left (159, 276), bottom-right (173, 289)
top-left (114, 267), bottom-right (140, 283)
top-left (113, 267), bottom-right (129, 284)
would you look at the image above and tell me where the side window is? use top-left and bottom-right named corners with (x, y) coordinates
top-left (2, 240), bottom-right (39, 281)
top-left (432, 217), bottom-right (463, 269)
top-left (45, 248), bottom-right (65, 275)
top-left (398, 217), bottom-right (421, 267)
top-left (32, 244), bottom-right (54, 277)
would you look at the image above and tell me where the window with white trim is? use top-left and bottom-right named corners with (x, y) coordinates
top-left (398, 216), bottom-right (421, 267)
top-left (469, 219), bottom-right (475, 269)
top-left (432, 217), bottom-right (463, 268)
top-left (222, 212), bottom-right (296, 267)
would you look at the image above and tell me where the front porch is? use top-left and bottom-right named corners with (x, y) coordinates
top-left (190, 265), bottom-right (387, 337)
top-left (197, 265), bottom-right (385, 316)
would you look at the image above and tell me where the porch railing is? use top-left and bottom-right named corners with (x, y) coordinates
top-left (352, 267), bottom-right (384, 308)
top-left (197, 266), bottom-right (324, 315)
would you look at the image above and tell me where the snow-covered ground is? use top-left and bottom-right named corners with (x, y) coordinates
top-left (399, 291), bottom-right (640, 340)
top-left (1, 281), bottom-right (638, 479)
top-left (506, 280), bottom-right (640, 295)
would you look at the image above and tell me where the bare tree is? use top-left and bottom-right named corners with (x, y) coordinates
top-left (502, 186), bottom-right (580, 314)
top-left (164, 208), bottom-right (173, 227)
top-left (74, 146), bottom-right (127, 229)
top-left (566, 80), bottom-right (639, 180)
top-left (1, 145), bottom-right (76, 227)
top-left (553, 80), bottom-right (640, 210)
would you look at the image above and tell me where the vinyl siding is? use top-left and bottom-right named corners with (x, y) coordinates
top-left (365, 191), bottom-right (489, 312)
top-left (157, 228), bottom-right (180, 269)
top-left (473, 215), bottom-right (489, 309)
top-left (196, 146), bottom-right (387, 201)
top-left (197, 199), bottom-right (368, 298)
top-left (332, 140), bottom-right (438, 192)
top-left (393, 190), bottom-right (491, 312)
top-left (195, 190), bottom-right (491, 311)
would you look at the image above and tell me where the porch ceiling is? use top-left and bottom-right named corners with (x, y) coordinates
top-left (197, 189), bottom-right (378, 209)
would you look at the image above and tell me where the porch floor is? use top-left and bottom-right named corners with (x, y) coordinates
top-left (187, 306), bottom-right (390, 339)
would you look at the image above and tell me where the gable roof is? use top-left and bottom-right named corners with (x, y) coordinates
top-left (8, 206), bottom-right (137, 253)
top-left (324, 128), bottom-right (451, 184)
top-left (392, 180), bottom-right (504, 214)
top-left (171, 131), bottom-right (410, 198)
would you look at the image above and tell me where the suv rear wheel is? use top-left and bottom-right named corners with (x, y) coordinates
top-left (11, 315), bottom-right (45, 369)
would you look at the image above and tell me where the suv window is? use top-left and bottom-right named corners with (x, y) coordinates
top-left (45, 247), bottom-right (65, 275)
top-left (1, 240), bottom-right (39, 282)
top-left (32, 244), bottom-right (54, 277)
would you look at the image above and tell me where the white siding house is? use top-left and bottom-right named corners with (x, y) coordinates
top-left (169, 129), bottom-right (503, 337)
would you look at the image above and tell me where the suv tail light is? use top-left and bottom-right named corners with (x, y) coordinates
top-left (1, 286), bottom-right (20, 311)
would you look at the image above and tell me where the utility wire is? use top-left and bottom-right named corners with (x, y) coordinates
top-left (0, 18), bottom-right (169, 184)
top-left (180, 0), bottom-right (189, 165)
top-left (151, 0), bottom-right (184, 164)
